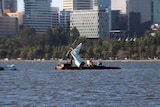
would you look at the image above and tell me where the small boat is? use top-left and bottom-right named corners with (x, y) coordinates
top-left (55, 43), bottom-right (121, 70)
top-left (55, 63), bottom-right (121, 70)
top-left (5, 64), bottom-right (16, 70)
top-left (0, 67), bottom-right (4, 70)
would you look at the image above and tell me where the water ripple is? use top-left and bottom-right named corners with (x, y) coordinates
top-left (0, 62), bottom-right (160, 106)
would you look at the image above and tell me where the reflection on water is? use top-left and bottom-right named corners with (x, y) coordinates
top-left (0, 61), bottom-right (160, 106)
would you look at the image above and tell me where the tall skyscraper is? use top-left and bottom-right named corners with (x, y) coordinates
top-left (76, 0), bottom-right (91, 10)
top-left (127, 0), bottom-right (152, 37)
top-left (24, 0), bottom-right (52, 33)
top-left (0, 0), bottom-right (17, 14)
top-left (62, 0), bottom-right (111, 29)
top-left (63, 0), bottom-right (111, 11)
top-left (0, 1), bottom-right (2, 14)
top-left (153, 0), bottom-right (160, 24)
top-left (60, 10), bottom-right (71, 32)
top-left (127, 0), bottom-right (152, 23)
top-left (70, 8), bottom-right (109, 39)
top-left (0, 16), bottom-right (18, 38)
top-left (62, 0), bottom-right (90, 11)
top-left (62, 0), bottom-right (73, 11)
top-left (91, 0), bottom-right (111, 9)
top-left (0, 0), bottom-right (18, 37)
top-left (51, 7), bottom-right (59, 29)
top-left (91, 0), bottom-right (111, 30)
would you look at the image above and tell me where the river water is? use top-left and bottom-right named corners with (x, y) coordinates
top-left (0, 61), bottom-right (160, 107)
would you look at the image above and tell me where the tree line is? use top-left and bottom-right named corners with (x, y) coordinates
top-left (0, 26), bottom-right (160, 60)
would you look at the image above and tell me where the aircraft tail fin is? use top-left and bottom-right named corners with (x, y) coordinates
top-left (70, 43), bottom-right (84, 67)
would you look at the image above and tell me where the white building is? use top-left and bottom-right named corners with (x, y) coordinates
top-left (70, 8), bottom-right (109, 39)
top-left (62, 0), bottom-right (73, 11)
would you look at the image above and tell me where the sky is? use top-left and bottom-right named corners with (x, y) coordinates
top-left (111, 0), bottom-right (126, 13)
top-left (18, 0), bottom-right (62, 11)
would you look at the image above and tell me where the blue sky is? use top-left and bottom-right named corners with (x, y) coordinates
top-left (18, 0), bottom-right (62, 11)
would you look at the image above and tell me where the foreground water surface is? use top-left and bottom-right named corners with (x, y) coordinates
top-left (0, 61), bottom-right (160, 107)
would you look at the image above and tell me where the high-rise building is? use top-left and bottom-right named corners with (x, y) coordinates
top-left (91, 0), bottom-right (111, 9)
top-left (111, 10), bottom-right (121, 30)
top-left (23, 0), bottom-right (52, 34)
top-left (0, 0), bottom-right (17, 14)
top-left (63, 0), bottom-right (111, 11)
top-left (62, 0), bottom-right (73, 11)
top-left (0, 16), bottom-right (18, 38)
top-left (76, 0), bottom-right (91, 10)
top-left (62, 0), bottom-right (90, 11)
top-left (51, 7), bottom-right (59, 29)
top-left (127, 0), bottom-right (152, 23)
top-left (153, 0), bottom-right (160, 24)
top-left (0, 0), bottom-right (17, 11)
top-left (60, 10), bottom-right (71, 32)
top-left (0, 0), bottom-right (18, 38)
top-left (127, 0), bottom-right (152, 37)
top-left (92, 0), bottom-right (111, 30)
top-left (62, 0), bottom-right (111, 36)
top-left (0, 0), bottom-right (2, 14)
top-left (70, 8), bottom-right (109, 39)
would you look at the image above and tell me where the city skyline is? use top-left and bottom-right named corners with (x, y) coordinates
top-left (18, 0), bottom-right (62, 11)
top-left (18, 0), bottom-right (126, 13)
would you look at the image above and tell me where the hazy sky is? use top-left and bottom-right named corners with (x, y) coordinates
top-left (18, 0), bottom-right (62, 11)
top-left (111, 0), bottom-right (126, 13)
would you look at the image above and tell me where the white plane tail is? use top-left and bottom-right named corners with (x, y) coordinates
top-left (71, 43), bottom-right (82, 55)
top-left (70, 43), bottom-right (84, 67)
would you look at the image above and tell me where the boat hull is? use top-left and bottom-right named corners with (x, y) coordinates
top-left (5, 64), bottom-right (16, 70)
top-left (0, 67), bottom-right (4, 70)
top-left (5, 67), bottom-right (16, 70)
top-left (55, 64), bottom-right (121, 70)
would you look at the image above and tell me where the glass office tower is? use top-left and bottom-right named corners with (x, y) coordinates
top-left (0, 0), bottom-right (17, 14)
top-left (91, 0), bottom-right (111, 9)
top-left (24, 0), bottom-right (52, 33)
top-left (127, 0), bottom-right (152, 36)
top-left (153, 0), bottom-right (160, 24)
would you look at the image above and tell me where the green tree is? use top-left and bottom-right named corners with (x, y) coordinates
top-left (69, 27), bottom-right (80, 44)
top-left (18, 26), bottom-right (36, 46)
top-left (53, 27), bottom-right (67, 45)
